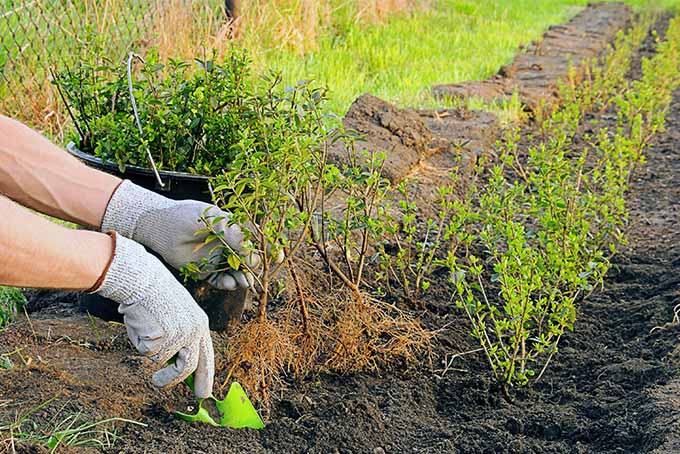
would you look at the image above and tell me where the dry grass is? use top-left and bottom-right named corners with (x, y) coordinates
top-left (149, 0), bottom-right (427, 61)
top-left (0, 0), bottom-right (421, 136)
top-left (151, 0), bottom-right (233, 62)
top-left (0, 69), bottom-right (68, 140)
top-left (235, 0), bottom-right (426, 55)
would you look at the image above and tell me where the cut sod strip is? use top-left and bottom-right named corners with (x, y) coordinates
top-left (432, 2), bottom-right (635, 112)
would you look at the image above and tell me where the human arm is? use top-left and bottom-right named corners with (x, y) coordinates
top-left (0, 115), bottom-right (255, 289)
top-left (0, 195), bottom-right (214, 397)
top-left (0, 194), bottom-right (111, 289)
top-left (0, 114), bottom-right (120, 229)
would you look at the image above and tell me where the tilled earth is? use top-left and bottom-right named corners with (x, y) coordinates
top-left (2, 6), bottom-right (680, 454)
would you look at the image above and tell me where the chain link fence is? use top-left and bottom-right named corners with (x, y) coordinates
top-left (0, 0), bottom-right (231, 135)
top-left (0, 0), bottom-right (410, 135)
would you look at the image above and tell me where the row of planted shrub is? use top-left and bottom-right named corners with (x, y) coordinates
top-left (443, 13), bottom-right (680, 388)
top-left (176, 12), bottom-right (680, 399)
top-left (55, 10), bottom-right (677, 401)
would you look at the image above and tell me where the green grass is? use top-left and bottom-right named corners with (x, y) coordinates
top-left (0, 398), bottom-right (146, 452)
top-left (256, 0), bottom-right (680, 115)
top-left (0, 286), bottom-right (25, 328)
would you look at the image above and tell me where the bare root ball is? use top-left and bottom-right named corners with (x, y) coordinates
top-left (325, 293), bottom-right (434, 374)
top-left (219, 318), bottom-right (294, 407)
top-left (217, 287), bottom-right (433, 407)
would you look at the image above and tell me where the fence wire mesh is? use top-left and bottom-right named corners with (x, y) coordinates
top-left (0, 0), bottom-right (228, 136)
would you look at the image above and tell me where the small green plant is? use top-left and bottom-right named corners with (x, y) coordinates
top-left (183, 73), bottom-right (432, 403)
top-left (190, 77), bottom-right (331, 321)
top-left (571, 13), bottom-right (654, 116)
top-left (0, 286), bottom-right (26, 328)
top-left (376, 173), bottom-right (460, 306)
top-left (198, 99), bottom-right (396, 310)
top-left (446, 14), bottom-right (680, 389)
top-left (614, 17), bottom-right (680, 172)
top-left (310, 144), bottom-right (393, 304)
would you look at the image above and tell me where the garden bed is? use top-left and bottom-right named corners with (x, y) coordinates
top-left (2, 6), bottom-right (680, 454)
top-left (2, 87), bottom-right (679, 451)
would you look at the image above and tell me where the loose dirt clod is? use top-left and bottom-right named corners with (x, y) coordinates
top-left (329, 95), bottom-right (499, 213)
top-left (404, 107), bottom-right (500, 209)
top-left (329, 93), bottom-right (445, 184)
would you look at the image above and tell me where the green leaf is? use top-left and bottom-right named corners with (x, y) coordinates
top-left (227, 254), bottom-right (241, 270)
top-left (46, 432), bottom-right (65, 449)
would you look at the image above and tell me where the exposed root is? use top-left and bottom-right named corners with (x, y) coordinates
top-left (650, 302), bottom-right (680, 334)
top-left (217, 284), bottom-right (434, 409)
top-left (281, 294), bottom-right (326, 379)
top-left (324, 292), bottom-right (434, 374)
top-left (220, 318), bottom-right (293, 406)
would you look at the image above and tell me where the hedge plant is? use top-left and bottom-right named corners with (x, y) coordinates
top-left (55, 49), bottom-right (326, 176)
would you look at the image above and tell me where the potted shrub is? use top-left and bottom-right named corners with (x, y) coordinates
top-left (54, 49), bottom-right (328, 330)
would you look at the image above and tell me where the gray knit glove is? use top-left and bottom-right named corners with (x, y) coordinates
top-left (101, 180), bottom-right (258, 290)
top-left (94, 233), bottom-right (215, 398)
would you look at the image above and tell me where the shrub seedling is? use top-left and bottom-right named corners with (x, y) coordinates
top-left (446, 13), bottom-right (680, 389)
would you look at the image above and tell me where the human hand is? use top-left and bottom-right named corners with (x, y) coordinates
top-left (93, 233), bottom-right (214, 398)
top-left (101, 180), bottom-right (259, 290)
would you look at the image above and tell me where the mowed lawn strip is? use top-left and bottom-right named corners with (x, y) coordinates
top-left (255, 0), bottom-right (680, 115)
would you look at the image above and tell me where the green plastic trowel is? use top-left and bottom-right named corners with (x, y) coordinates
top-left (174, 374), bottom-right (265, 429)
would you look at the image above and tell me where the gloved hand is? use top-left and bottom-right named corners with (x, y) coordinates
top-left (101, 180), bottom-right (258, 290)
top-left (93, 233), bottom-right (214, 398)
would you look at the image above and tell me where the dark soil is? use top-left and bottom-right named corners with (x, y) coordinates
top-left (2, 7), bottom-right (680, 454)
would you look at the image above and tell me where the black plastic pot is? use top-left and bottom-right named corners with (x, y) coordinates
top-left (66, 143), bottom-right (214, 202)
top-left (67, 143), bottom-right (248, 332)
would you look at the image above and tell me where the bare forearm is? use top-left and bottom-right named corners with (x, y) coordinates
top-left (0, 115), bottom-right (121, 228)
top-left (0, 195), bottom-right (112, 289)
